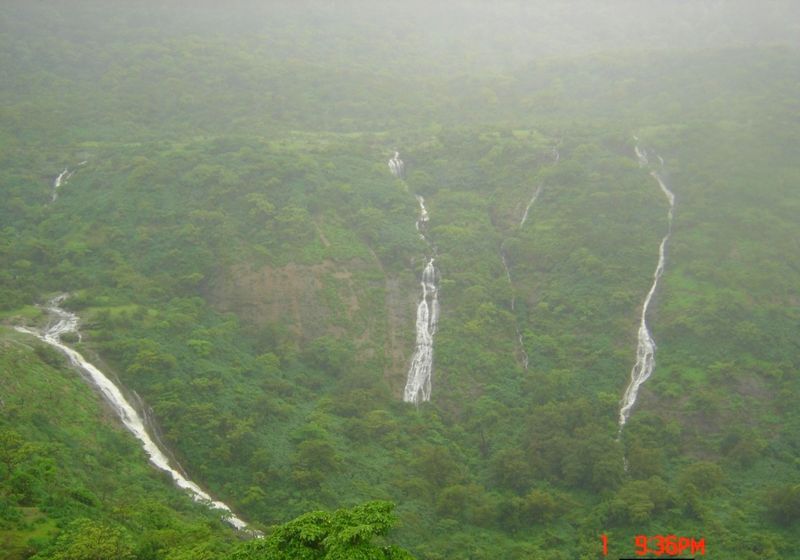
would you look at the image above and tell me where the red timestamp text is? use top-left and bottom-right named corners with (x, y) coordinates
top-left (634, 534), bottom-right (705, 556)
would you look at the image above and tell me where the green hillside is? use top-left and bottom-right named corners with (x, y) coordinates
top-left (0, 327), bottom-right (237, 559)
top-left (1, 2), bottom-right (798, 559)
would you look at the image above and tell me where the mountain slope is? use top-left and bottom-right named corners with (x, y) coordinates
top-left (1, 2), bottom-right (799, 559)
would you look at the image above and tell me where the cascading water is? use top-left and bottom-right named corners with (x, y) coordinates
top-left (500, 142), bottom-right (560, 369)
top-left (501, 143), bottom-right (557, 370)
top-left (618, 140), bottom-right (676, 429)
top-left (403, 257), bottom-right (439, 404)
top-left (50, 161), bottom-right (87, 202)
top-left (15, 296), bottom-right (253, 533)
top-left (502, 185), bottom-right (542, 370)
top-left (501, 239), bottom-right (530, 370)
top-left (634, 146), bottom-right (648, 167)
top-left (403, 194), bottom-right (439, 404)
top-left (51, 168), bottom-right (73, 202)
top-left (519, 184), bottom-right (543, 229)
top-left (415, 194), bottom-right (429, 230)
top-left (388, 151), bottom-right (405, 178)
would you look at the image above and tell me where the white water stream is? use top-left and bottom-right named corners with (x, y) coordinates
top-left (403, 256), bottom-right (439, 404)
top-left (50, 161), bottom-right (87, 202)
top-left (51, 168), bottom-right (73, 202)
top-left (403, 194), bottom-right (439, 404)
top-left (386, 152), bottom-right (440, 403)
top-left (618, 141), bottom-right (675, 428)
top-left (519, 184), bottom-right (543, 229)
top-left (388, 151), bottom-right (405, 178)
top-left (501, 246), bottom-right (529, 369)
top-left (500, 242), bottom-right (529, 369)
top-left (500, 144), bottom-right (556, 370)
top-left (15, 296), bottom-right (252, 532)
top-left (504, 185), bottom-right (542, 369)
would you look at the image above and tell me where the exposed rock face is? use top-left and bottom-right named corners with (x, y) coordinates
top-left (207, 260), bottom-right (417, 395)
top-left (209, 261), bottom-right (358, 339)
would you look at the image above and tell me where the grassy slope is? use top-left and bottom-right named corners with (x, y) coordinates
top-left (0, 327), bottom-right (236, 559)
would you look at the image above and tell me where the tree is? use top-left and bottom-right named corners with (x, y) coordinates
top-left (412, 445), bottom-right (461, 489)
top-left (765, 484), bottom-right (800, 526)
top-left (291, 438), bottom-right (339, 488)
top-left (50, 519), bottom-right (135, 560)
top-left (491, 448), bottom-right (532, 494)
top-left (306, 335), bottom-right (354, 378)
top-left (227, 501), bottom-right (415, 560)
top-left (522, 489), bottom-right (565, 523)
top-left (678, 461), bottom-right (726, 496)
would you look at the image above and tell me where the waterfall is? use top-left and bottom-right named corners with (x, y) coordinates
top-left (519, 184), bottom-right (543, 229)
top-left (403, 195), bottom-right (439, 404)
top-left (618, 141), bottom-right (676, 429)
top-left (415, 194), bottom-right (429, 228)
top-left (500, 240), bottom-right (529, 370)
top-left (51, 168), bottom-right (73, 202)
top-left (385, 152), bottom-right (440, 403)
top-left (403, 257), bottom-right (439, 404)
top-left (507, 185), bottom-right (542, 369)
top-left (388, 151), bottom-right (405, 178)
top-left (501, 146), bottom-right (553, 370)
top-left (15, 296), bottom-right (255, 533)
top-left (633, 135), bottom-right (649, 167)
top-left (50, 161), bottom-right (87, 202)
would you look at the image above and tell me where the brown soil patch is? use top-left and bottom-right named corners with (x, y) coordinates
top-left (208, 255), bottom-right (419, 397)
top-left (208, 260), bottom-right (355, 340)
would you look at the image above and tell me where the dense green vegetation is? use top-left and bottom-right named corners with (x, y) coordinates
top-left (226, 501), bottom-right (413, 560)
top-left (0, 328), bottom-right (237, 559)
top-left (1, 2), bottom-right (798, 559)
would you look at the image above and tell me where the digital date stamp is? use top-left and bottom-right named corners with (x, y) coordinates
top-left (602, 533), bottom-right (706, 558)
